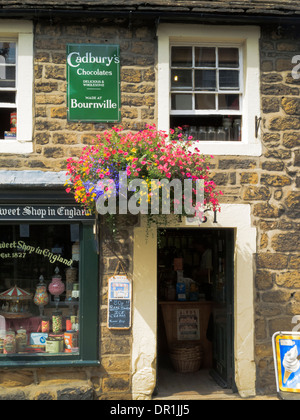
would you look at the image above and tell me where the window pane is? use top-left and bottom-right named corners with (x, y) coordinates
top-left (219, 70), bottom-right (239, 90)
top-left (195, 94), bottom-right (216, 110)
top-left (219, 94), bottom-right (240, 110)
top-left (171, 93), bottom-right (192, 110)
top-left (0, 91), bottom-right (15, 103)
top-left (0, 42), bottom-right (16, 65)
top-left (218, 48), bottom-right (239, 68)
top-left (171, 47), bottom-right (192, 67)
top-left (195, 47), bottom-right (215, 67)
top-left (0, 224), bottom-right (80, 356)
top-left (0, 108), bottom-right (16, 139)
top-left (171, 69), bottom-right (192, 90)
top-left (195, 70), bottom-right (216, 91)
top-left (0, 66), bottom-right (16, 88)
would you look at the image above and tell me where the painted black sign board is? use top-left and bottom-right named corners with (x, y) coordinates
top-left (0, 204), bottom-right (94, 221)
top-left (108, 299), bottom-right (131, 329)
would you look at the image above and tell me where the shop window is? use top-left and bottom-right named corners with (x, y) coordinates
top-left (0, 222), bottom-right (98, 365)
top-left (0, 21), bottom-right (33, 153)
top-left (157, 24), bottom-right (261, 156)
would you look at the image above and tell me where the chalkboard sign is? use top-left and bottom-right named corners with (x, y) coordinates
top-left (107, 275), bottom-right (131, 329)
top-left (108, 299), bottom-right (131, 329)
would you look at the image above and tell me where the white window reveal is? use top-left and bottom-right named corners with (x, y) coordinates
top-left (0, 21), bottom-right (33, 154)
top-left (157, 24), bottom-right (261, 156)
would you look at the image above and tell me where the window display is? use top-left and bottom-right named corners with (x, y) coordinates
top-left (0, 224), bottom-right (80, 357)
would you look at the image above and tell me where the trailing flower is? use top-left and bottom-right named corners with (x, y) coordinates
top-left (65, 125), bottom-right (223, 227)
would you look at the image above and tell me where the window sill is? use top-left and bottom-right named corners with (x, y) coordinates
top-left (0, 357), bottom-right (100, 368)
top-left (0, 140), bottom-right (33, 154)
top-left (191, 140), bottom-right (262, 156)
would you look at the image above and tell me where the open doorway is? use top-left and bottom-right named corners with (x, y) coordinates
top-left (156, 227), bottom-right (235, 396)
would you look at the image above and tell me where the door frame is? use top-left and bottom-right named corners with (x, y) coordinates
top-left (132, 204), bottom-right (257, 399)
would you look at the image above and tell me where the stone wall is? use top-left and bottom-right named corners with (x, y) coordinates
top-left (254, 24), bottom-right (300, 394)
top-left (209, 23), bottom-right (300, 394)
top-left (98, 217), bottom-right (137, 400)
top-left (0, 17), bottom-right (156, 171)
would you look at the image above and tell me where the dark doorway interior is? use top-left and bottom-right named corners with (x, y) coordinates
top-left (156, 228), bottom-right (235, 395)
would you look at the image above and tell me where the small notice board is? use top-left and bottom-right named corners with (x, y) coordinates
top-left (108, 275), bottom-right (131, 329)
top-left (272, 331), bottom-right (300, 396)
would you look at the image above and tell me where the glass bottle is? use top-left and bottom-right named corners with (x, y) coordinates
top-left (3, 329), bottom-right (16, 354)
top-left (233, 119), bottom-right (241, 141)
top-left (52, 311), bottom-right (63, 333)
top-left (223, 118), bottom-right (232, 141)
top-left (189, 126), bottom-right (197, 140)
top-left (207, 126), bottom-right (216, 141)
top-left (48, 267), bottom-right (65, 310)
top-left (16, 327), bottom-right (27, 353)
top-left (217, 127), bottom-right (226, 141)
top-left (34, 275), bottom-right (49, 316)
top-left (197, 126), bottom-right (207, 141)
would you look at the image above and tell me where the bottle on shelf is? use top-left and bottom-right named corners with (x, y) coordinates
top-left (233, 118), bottom-right (241, 141)
top-left (223, 118), bottom-right (232, 141)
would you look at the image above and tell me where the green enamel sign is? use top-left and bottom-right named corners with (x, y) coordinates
top-left (67, 44), bottom-right (120, 122)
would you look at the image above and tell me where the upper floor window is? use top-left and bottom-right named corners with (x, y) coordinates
top-left (157, 24), bottom-right (261, 156)
top-left (171, 45), bottom-right (242, 141)
top-left (0, 21), bottom-right (33, 154)
top-left (0, 41), bottom-right (17, 140)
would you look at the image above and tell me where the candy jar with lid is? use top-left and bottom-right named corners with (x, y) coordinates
top-left (48, 267), bottom-right (65, 309)
top-left (3, 329), bottom-right (16, 354)
top-left (16, 327), bottom-right (27, 353)
top-left (34, 275), bottom-right (49, 316)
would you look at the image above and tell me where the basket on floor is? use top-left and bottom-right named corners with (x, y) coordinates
top-left (169, 342), bottom-right (203, 373)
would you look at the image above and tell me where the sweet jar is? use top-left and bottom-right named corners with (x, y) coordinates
top-left (34, 275), bottom-right (49, 307)
top-left (48, 267), bottom-right (65, 297)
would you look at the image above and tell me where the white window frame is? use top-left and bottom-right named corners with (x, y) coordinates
top-left (157, 24), bottom-right (261, 156)
top-left (170, 43), bottom-right (243, 116)
top-left (0, 20), bottom-right (33, 153)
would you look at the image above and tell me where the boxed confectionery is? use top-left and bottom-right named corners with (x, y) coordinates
top-left (30, 332), bottom-right (48, 346)
top-left (64, 331), bottom-right (78, 352)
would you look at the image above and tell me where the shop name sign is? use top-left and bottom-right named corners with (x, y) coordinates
top-left (0, 205), bottom-right (94, 221)
top-left (67, 44), bottom-right (120, 122)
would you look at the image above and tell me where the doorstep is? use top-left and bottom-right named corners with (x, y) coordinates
top-left (153, 368), bottom-right (279, 400)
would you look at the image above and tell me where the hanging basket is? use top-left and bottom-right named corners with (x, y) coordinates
top-left (169, 342), bottom-right (203, 373)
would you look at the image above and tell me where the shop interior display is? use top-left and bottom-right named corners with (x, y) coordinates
top-left (0, 224), bottom-right (80, 356)
top-left (0, 285), bottom-right (33, 318)
top-left (157, 228), bottom-right (228, 373)
top-left (158, 229), bottom-right (226, 303)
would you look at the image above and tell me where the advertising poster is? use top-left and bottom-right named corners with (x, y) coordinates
top-left (67, 44), bottom-right (120, 122)
top-left (273, 332), bottom-right (300, 395)
top-left (109, 275), bottom-right (131, 300)
top-left (177, 308), bottom-right (200, 340)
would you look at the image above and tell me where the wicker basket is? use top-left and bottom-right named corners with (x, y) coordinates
top-left (169, 342), bottom-right (203, 373)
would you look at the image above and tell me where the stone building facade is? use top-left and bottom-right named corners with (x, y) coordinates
top-left (0, 0), bottom-right (299, 399)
